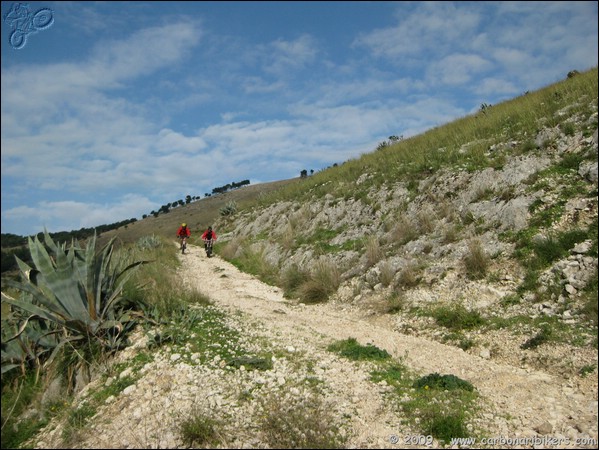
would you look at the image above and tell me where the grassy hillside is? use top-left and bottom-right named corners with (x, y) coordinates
top-left (95, 178), bottom-right (300, 249)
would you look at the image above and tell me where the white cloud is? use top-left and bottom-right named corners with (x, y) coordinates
top-left (242, 76), bottom-right (286, 94)
top-left (428, 53), bottom-right (493, 86)
top-left (4, 194), bottom-right (156, 234)
top-left (473, 77), bottom-right (519, 98)
top-left (353, 2), bottom-right (480, 59)
top-left (264, 34), bottom-right (319, 75)
top-left (88, 22), bottom-right (202, 83)
top-left (156, 129), bottom-right (208, 154)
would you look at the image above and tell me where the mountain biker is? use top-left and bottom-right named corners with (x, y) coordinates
top-left (201, 226), bottom-right (217, 254)
top-left (176, 223), bottom-right (191, 253)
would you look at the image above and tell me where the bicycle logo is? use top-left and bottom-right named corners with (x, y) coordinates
top-left (3, 2), bottom-right (54, 49)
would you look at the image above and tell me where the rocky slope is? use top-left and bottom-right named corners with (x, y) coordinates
top-left (225, 123), bottom-right (597, 355)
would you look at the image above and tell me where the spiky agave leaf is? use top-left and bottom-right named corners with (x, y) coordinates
top-left (0, 309), bottom-right (61, 376)
top-left (2, 230), bottom-right (150, 344)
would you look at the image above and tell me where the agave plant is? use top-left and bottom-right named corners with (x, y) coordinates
top-left (1, 230), bottom-right (149, 377)
top-left (1, 311), bottom-right (60, 378)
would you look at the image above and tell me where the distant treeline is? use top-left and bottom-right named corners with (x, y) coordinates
top-left (144, 179), bottom-right (251, 219)
top-left (210, 179), bottom-right (250, 195)
top-left (1, 217), bottom-right (137, 275)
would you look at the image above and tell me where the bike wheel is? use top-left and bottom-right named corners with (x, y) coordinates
top-left (33, 8), bottom-right (54, 29)
top-left (9, 30), bottom-right (27, 49)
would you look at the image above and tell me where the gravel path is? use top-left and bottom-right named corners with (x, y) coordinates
top-left (177, 245), bottom-right (598, 449)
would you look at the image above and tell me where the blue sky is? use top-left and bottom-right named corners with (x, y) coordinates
top-left (2, 1), bottom-right (597, 237)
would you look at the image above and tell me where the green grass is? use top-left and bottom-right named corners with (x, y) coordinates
top-left (413, 373), bottom-right (474, 391)
top-left (257, 68), bottom-right (597, 207)
top-left (488, 315), bottom-right (596, 348)
top-left (226, 244), bottom-right (280, 287)
top-left (424, 303), bottom-right (486, 331)
top-left (371, 363), bottom-right (480, 444)
top-left (520, 323), bottom-right (554, 349)
top-left (327, 338), bottom-right (391, 361)
top-left (226, 355), bottom-right (273, 371)
top-left (259, 388), bottom-right (347, 449)
top-left (1, 372), bottom-right (58, 449)
top-left (179, 408), bottom-right (223, 448)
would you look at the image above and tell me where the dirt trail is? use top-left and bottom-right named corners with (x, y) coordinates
top-left (179, 244), bottom-right (598, 449)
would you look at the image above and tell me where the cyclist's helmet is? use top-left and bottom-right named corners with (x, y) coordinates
top-left (181, 223), bottom-right (186, 227)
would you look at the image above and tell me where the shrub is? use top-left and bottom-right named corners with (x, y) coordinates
top-left (136, 234), bottom-right (162, 250)
top-left (219, 201), bottom-right (238, 216)
top-left (520, 323), bottom-right (554, 349)
top-left (327, 338), bottom-right (391, 361)
top-left (390, 216), bottom-right (419, 245)
top-left (384, 291), bottom-right (405, 314)
top-left (378, 261), bottom-right (395, 287)
top-left (396, 264), bottom-right (420, 289)
top-left (259, 390), bottom-right (345, 449)
top-left (179, 408), bottom-right (222, 447)
top-left (424, 414), bottom-right (469, 443)
top-left (297, 259), bottom-right (340, 304)
top-left (413, 373), bottom-right (474, 392)
top-left (281, 263), bottom-right (311, 299)
top-left (429, 303), bottom-right (485, 331)
top-left (365, 236), bottom-right (383, 267)
top-left (462, 239), bottom-right (489, 280)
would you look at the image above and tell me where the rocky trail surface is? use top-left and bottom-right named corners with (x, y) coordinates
top-left (180, 246), bottom-right (598, 449)
top-left (33, 244), bottom-right (597, 449)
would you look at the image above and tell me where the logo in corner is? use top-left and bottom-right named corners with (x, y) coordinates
top-left (3, 2), bottom-right (54, 49)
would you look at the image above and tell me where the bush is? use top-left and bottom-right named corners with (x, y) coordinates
top-left (219, 201), bottom-right (238, 216)
top-left (429, 303), bottom-right (485, 331)
top-left (259, 390), bottom-right (346, 449)
top-left (297, 259), bottom-right (340, 304)
top-left (179, 408), bottom-right (222, 447)
top-left (327, 338), bottom-right (391, 361)
top-left (136, 234), bottom-right (162, 250)
top-left (413, 373), bottom-right (474, 391)
top-left (462, 239), bottom-right (489, 280)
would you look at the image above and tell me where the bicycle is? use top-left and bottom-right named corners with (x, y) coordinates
top-left (203, 239), bottom-right (214, 257)
top-left (4, 4), bottom-right (54, 49)
top-left (179, 236), bottom-right (188, 254)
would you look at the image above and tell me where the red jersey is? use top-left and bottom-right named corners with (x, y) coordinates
top-left (177, 226), bottom-right (191, 238)
top-left (201, 229), bottom-right (217, 240)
